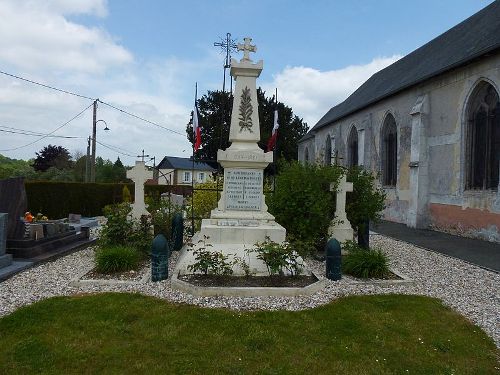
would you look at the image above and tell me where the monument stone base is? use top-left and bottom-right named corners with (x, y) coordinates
top-left (0, 253), bottom-right (12, 268)
top-left (174, 218), bottom-right (287, 276)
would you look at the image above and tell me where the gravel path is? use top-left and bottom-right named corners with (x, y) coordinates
top-left (0, 234), bottom-right (498, 347)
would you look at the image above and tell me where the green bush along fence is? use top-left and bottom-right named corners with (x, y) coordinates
top-left (25, 181), bottom-right (192, 219)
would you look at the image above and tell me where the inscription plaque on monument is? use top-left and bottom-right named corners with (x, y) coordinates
top-left (225, 169), bottom-right (262, 211)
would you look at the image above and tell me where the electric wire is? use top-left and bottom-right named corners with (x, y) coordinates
top-left (0, 102), bottom-right (94, 152)
top-left (0, 70), bottom-right (95, 101)
top-left (98, 100), bottom-right (185, 136)
top-left (94, 139), bottom-right (136, 157)
top-left (0, 127), bottom-right (82, 139)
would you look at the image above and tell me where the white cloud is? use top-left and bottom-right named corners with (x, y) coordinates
top-left (0, 0), bottom-right (130, 73)
top-left (262, 56), bottom-right (402, 127)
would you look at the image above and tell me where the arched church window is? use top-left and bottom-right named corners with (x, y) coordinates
top-left (325, 135), bottom-right (332, 165)
top-left (347, 126), bottom-right (358, 167)
top-left (466, 82), bottom-right (500, 190)
top-left (304, 147), bottom-right (309, 164)
top-left (382, 114), bottom-right (397, 186)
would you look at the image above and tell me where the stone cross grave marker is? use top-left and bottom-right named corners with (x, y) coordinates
top-left (237, 37), bottom-right (257, 61)
top-left (126, 161), bottom-right (153, 220)
top-left (328, 174), bottom-right (354, 244)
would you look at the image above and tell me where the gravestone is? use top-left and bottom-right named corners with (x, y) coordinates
top-left (0, 177), bottom-right (28, 239)
top-left (68, 214), bottom-right (81, 223)
top-left (0, 213), bottom-right (13, 268)
top-left (328, 174), bottom-right (354, 244)
top-left (126, 161), bottom-right (153, 220)
top-left (161, 193), bottom-right (184, 208)
top-left (177, 37), bottom-right (287, 276)
top-left (171, 213), bottom-right (184, 251)
top-left (151, 234), bottom-right (169, 281)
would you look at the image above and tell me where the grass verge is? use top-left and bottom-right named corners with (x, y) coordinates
top-left (0, 293), bottom-right (497, 374)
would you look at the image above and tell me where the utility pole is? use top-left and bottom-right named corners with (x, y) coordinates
top-left (90, 99), bottom-right (97, 183)
top-left (85, 136), bottom-right (91, 183)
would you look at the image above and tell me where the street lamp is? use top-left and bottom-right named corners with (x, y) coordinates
top-left (89, 100), bottom-right (110, 182)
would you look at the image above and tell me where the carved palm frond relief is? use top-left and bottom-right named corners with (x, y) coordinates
top-left (239, 86), bottom-right (253, 133)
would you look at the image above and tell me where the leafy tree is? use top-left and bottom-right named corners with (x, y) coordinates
top-left (33, 145), bottom-right (72, 172)
top-left (112, 157), bottom-right (127, 182)
top-left (186, 89), bottom-right (308, 162)
top-left (0, 154), bottom-right (35, 179)
top-left (186, 90), bottom-right (232, 162)
top-left (72, 156), bottom-right (87, 182)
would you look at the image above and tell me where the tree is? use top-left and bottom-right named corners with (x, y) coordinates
top-left (186, 90), bottom-right (232, 162)
top-left (112, 157), bottom-right (127, 182)
top-left (33, 145), bottom-right (72, 172)
top-left (186, 89), bottom-right (309, 162)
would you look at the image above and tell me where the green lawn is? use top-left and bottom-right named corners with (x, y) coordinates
top-left (0, 293), bottom-right (497, 374)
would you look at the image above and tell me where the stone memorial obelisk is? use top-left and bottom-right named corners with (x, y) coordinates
top-left (176, 37), bottom-right (286, 275)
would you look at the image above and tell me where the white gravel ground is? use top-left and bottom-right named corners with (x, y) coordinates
top-left (0, 234), bottom-right (498, 348)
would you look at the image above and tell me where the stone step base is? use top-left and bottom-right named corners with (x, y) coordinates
top-left (199, 219), bottom-right (286, 245)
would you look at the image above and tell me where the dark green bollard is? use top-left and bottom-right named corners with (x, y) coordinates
top-left (151, 234), bottom-right (169, 282)
top-left (325, 238), bottom-right (342, 280)
top-left (358, 219), bottom-right (370, 249)
top-left (171, 213), bottom-right (184, 251)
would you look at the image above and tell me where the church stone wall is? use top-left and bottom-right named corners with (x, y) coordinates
top-left (299, 51), bottom-right (500, 241)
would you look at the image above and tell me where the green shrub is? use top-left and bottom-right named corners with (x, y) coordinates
top-left (99, 203), bottom-right (153, 254)
top-left (128, 215), bottom-right (154, 254)
top-left (146, 195), bottom-right (183, 238)
top-left (253, 238), bottom-right (303, 276)
top-left (185, 178), bottom-right (221, 231)
top-left (346, 167), bottom-right (386, 233)
top-left (342, 241), bottom-right (389, 279)
top-left (122, 185), bottom-right (131, 202)
top-left (267, 161), bottom-right (341, 248)
top-left (187, 237), bottom-right (233, 275)
top-left (95, 245), bottom-right (142, 273)
top-left (99, 203), bottom-right (133, 247)
top-left (267, 162), bottom-right (386, 253)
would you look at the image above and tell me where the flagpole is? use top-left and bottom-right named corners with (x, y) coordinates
top-left (273, 88), bottom-right (278, 191)
top-left (191, 82), bottom-right (197, 235)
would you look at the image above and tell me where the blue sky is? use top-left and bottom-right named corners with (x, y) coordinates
top-left (0, 0), bottom-right (492, 163)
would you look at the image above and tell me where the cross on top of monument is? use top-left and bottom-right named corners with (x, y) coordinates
top-left (237, 37), bottom-right (257, 61)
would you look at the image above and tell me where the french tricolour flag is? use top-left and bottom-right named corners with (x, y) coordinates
top-left (266, 109), bottom-right (279, 152)
top-left (193, 104), bottom-right (201, 151)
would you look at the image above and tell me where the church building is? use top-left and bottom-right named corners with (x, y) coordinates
top-left (298, 1), bottom-right (500, 242)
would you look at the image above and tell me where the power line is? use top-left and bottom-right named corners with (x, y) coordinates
top-left (0, 70), bottom-right (95, 101)
top-left (98, 100), bottom-right (185, 136)
top-left (95, 139), bottom-right (136, 157)
top-left (0, 126), bottom-right (82, 139)
top-left (0, 70), bottom-right (187, 138)
top-left (0, 102), bottom-right (94, 152)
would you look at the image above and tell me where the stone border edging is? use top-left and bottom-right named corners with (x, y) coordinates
top-left (171, 271), bottom-right (328, 297)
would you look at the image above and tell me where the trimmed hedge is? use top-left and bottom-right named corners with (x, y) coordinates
top-left (25, 181), bottom-right (192, 219)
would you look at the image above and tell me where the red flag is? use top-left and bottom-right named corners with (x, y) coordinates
top-left (267, 109), bottom-right (279, 152)
top-left (193, 105), bottom-right (201, 151)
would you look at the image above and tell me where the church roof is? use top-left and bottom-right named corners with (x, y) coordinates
top-left (305, 1), bottom-right (500, 138)
top-left (157, 156), bottom-right (216, 171)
